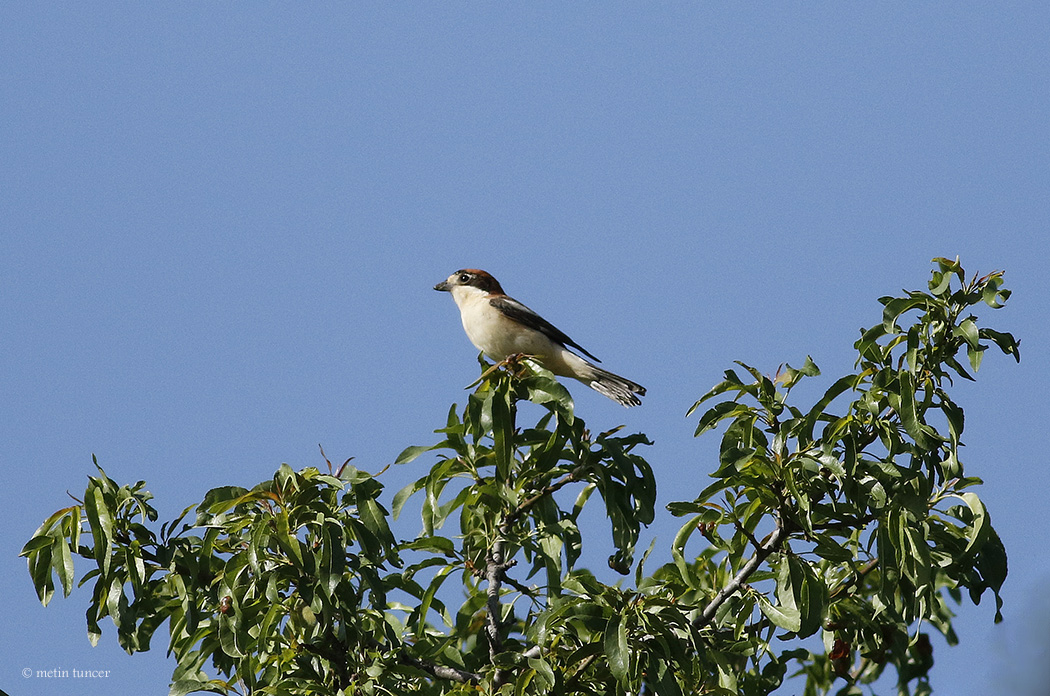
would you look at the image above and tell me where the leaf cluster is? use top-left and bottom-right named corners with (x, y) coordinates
top-left (22, 258), bottom-right (1018, 696)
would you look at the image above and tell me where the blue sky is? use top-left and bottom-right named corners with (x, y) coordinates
top-left (2, 5), bottom-right (1048, 695)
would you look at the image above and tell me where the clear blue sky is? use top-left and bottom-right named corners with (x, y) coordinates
top-left (2, 5), bottom-right (1048, 695)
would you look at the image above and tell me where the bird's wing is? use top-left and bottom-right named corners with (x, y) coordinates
top-left (490, 295), bottom-right (602, 363)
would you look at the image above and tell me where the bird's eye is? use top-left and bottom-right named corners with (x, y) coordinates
top-left (458, 273), bottom-right (471, 283)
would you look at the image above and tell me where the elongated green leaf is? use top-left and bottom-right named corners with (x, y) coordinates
top-left (527, 657), bottom-right (556, 691)
top-left (979, 327), bottom-right (1020, 361)
top-left (694, 401), bottom-right (753, 437)
top-left (52, 530), bottom-right (75, 598)
top-left (605, 612), bottom-right (630, 684)
top-left (522, 373), bottom-right (575, 421)
top-left (756, 592), bottom-right (801, 632)
top-left (976, 528), bottom-right (1008, 622)
top-left (967, 344), bottom-right (986, 372)
top-left (802, 375), bottom-right (859, 444)
top-left (897, 371), bottom-right (936, 448)
top-left (28, 541), bottom-right (55, 605)
top-left (490, 383), bottom-right (514, 481)
top-left (84, 485), bottom-right (114, 577)
top-left (392, 477), bottom-right (427, 520)
top-left (882, 295), bottom-right (928, 332)
top-left (687, 370), bottom-right (749, 416)
top-left (950, 492), bottom-right (989, 556)
top-left (402, 535), bottom-right (457, 556)
top-left (218, 613), bottom-right (245, 658)
top-left (394, 444), bottom-right (440, 466)
top-left (415, 564), bottom-right (454, 633)
top-left (21, 535), bottom-right (55, 555)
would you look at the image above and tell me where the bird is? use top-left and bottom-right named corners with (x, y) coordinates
top-left (434, 269), bottom-right (645, 407)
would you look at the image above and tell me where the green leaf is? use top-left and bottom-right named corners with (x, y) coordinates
top-left (394, 444), bottom-right (439, 466)
top-left (84, 485), bottom-right (114, 577)
top-left (52, 531), bottom-right (75, 598)
top-left (976, 528), bottom-right (1008, 622)
top-left (21, 534), bottom-right (55, 555)
top-left (780, 356), bottom-right (821, 390)
top-left (416, 564), bottom-right (455, 634)
top-left (521, 374), bottom-right (575, 421)
top-left (402, 535), bottom-right (457, 557)
top-left (604, 612), bottom-right (630, 684)
top-left (882, 295), bottom-right (928, 332)
top-left (28, 539), bottom-right (56, 606)
top-left (756, 592), bottom-right (801, 633)
top-left (981, 273), bottom-right (1011, 308)
top-left (802, 375), bottom-right (858, 444)
top-left (218, 613), bottom-right (245, 658)
top-left (979, 328), bottom-right (1020, 362)
top-left (490, 382), bottom-right (514, 481)
top-left (392, 477), bottom-right (426, 520)
top-left (928, 269), bottom-right (952, 296)
top-left (954, 318), bottom-right (980, 349)
top-left (671, 515), bottom-right (704, 585)
top-left (694, 401), bottom-right (753, 437)
top-left (950, 492), bottom-right (989, 556)
top-left (812, 534), bottom-right (855, 563)
top-left (967, 344), bottom-right (986, 372)
top-left (527, 657), bottom-right (556, 691)
top-left (687, 370), bottom-right (752, 417)
top-left (898, 371), bottom-right (937, 449)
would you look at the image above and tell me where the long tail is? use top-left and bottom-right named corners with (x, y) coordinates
top-left (584, 365), bottom-right (646, 407)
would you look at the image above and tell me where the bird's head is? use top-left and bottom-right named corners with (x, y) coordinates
top-left (434, 269), bottom-right (505, 296)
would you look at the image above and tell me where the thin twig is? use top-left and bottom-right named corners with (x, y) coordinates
top-left (693, 520), bottom-right (785, 632)
top-left (564, 652), bottom-right (601, 691)
top-left (732, 517), bottom-right (762, 551)
top-left (500, 563), bottom-right (538, 600)
top-left (505, 468), bottom-right (581, 526)
top-left (829, 557), bottom-right (879, 600)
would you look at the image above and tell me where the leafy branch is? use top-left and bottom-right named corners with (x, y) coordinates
top-left (20, 257), bottom-right (1017, 696)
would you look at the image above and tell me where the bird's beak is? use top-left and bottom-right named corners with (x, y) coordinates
top-left (434, 280), bottom-right (451, 292)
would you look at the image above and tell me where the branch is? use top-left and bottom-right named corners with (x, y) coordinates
top-left (398, 651), bottom-right (481, 685)
top-left (361, 636), bottom-right (481, 685)
top-left (500, 562), bottom-right (538, 600)
top-left (485, 537), bottom-right (510, 687)
top-left (505, 468), bottom-right (581, 527)
top-left (693, 520), bottom-right (785, 631)
top-left (732, 517), bottom-right (762, 551)
top-left (829, 557), bottom-right (879, 600)
top-left (563, 652), bottom-right (601, 692)
top-left (741, 556), bottom-right (880, 636)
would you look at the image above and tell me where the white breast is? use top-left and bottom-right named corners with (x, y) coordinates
top-left (449, 286), bottom-right (558, 361)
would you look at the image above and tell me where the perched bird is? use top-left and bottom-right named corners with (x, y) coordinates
top-left (434, 269), bottom-right (645, 407)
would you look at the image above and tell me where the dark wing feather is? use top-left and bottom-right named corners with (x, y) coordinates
top-left (490, 296), bottom-right (602, 363)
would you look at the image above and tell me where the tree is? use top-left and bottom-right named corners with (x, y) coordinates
top-left (23, 258), bottom-right (1019, 695)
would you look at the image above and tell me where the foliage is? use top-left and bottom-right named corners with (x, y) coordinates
top-left (22, 258), bottom-right (1018, 695)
